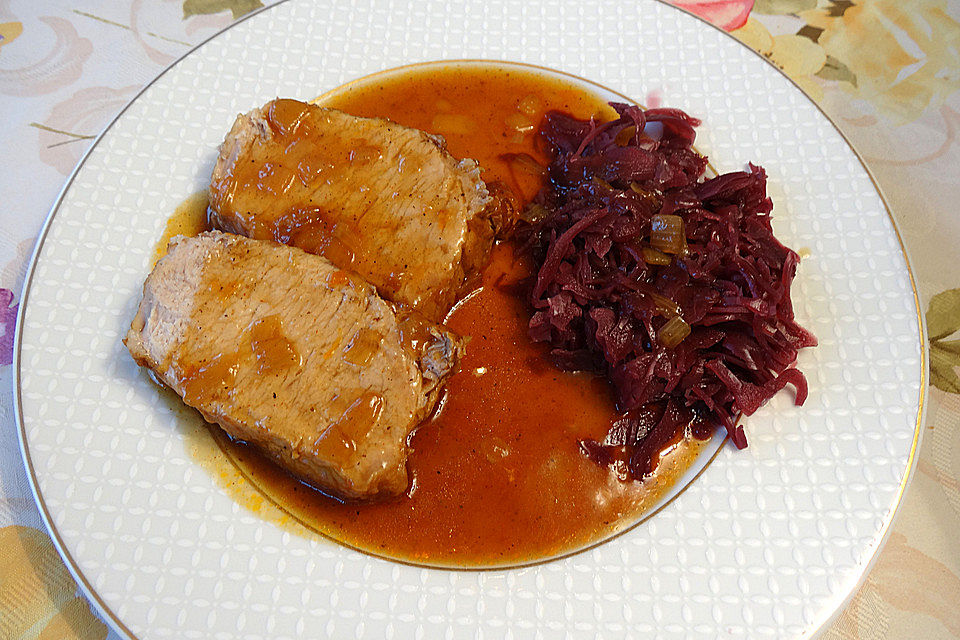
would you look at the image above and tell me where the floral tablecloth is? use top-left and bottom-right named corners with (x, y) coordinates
top-left (1, 1), bottom-right (957, 638)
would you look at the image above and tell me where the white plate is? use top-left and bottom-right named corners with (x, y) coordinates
top-left (15, 1), bottom-right (925, 638)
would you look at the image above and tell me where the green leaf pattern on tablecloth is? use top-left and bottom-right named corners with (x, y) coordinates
top-left (182, 0), bottom-right (264, 19)
top-left (814, 54), bottom-right (857, 86)
top-left (752, 0), bottom-right (818, 14)
top-left (927, 288), bottom-right (960, 340)
top-left (929, 289), bottom-right (960, 394)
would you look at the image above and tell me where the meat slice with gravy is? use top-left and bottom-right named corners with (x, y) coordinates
top-left (208, 99), bottom-right (515, 322)
top-left (125, 231), bottom-right (463, 499)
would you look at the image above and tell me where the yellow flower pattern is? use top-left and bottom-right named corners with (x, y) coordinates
top-left (0, 526), bottom-right (107, 640)
top-left (734, 18), bottom-right (828, 101)
top-left (732, 0), bottom-right (960, 124)
top-left (801, 0), bottom-right (960, 122)
top-left (0, 22), bottom-right (23, 50)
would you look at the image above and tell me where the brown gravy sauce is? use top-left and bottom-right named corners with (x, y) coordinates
top-left (171, 62), bottom-right (708, 567)
top-left (151, 191), bottom-right (209, 264)
top-left (317, 63), bottom-right (618, 203)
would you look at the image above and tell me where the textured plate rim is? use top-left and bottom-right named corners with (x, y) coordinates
top-left (11, 1), bottom-right (926, 638)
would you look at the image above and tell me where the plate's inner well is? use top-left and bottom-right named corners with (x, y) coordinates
top-left (175, 61), bottom-right (719, 568)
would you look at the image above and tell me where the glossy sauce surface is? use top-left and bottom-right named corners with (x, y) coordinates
top-left (319, 63), bottom-right (618, 202)
top-left (201, 63), bottom-right (707, 566)
top-left (249, 315), bottom-right (302, 374)
top-left (214, 242), bottom-right (704, 565)
top-left (152, 191), bottom-right (210, 264)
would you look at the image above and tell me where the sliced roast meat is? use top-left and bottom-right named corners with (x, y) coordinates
top-left (124, 231), bottom-right (463, 499)
top-left (209, 99), bottom-right (515, 321)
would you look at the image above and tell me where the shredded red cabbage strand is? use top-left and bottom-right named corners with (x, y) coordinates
top-left (524, 103), bottom-right (817, 480)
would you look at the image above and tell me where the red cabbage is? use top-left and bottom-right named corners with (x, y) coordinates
top-left (524, 103), bottom-right (817, 479)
